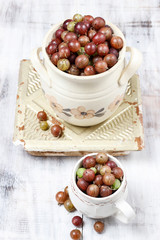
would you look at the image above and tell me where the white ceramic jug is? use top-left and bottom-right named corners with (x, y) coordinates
top-left (31, 21), bottom-right (142, 127)
top-left (68, 153), bottom-right (135, 223)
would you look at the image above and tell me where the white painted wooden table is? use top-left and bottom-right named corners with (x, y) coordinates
top-left (0, 0), bottom-right (160, 239)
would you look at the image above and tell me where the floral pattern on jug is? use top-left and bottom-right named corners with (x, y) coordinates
top-left (46, 95), bottom-right (63, 113)
top-left (70, 107), bottom-right (95, 119)
top-left (46, 94), bottom-right (107, 119)
top-left (108, 94), bottom-right (124, 112)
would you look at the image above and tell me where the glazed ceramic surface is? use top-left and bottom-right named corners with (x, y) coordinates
top-left (68, 153), bottom-right (135, 223)
top-left (31, 21), bottom-right (142, 126)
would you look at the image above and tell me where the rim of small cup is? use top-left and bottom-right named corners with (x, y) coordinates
top-left (42, 21), bottom-right (126, 82)
top-left (71, 153), bottom-right (126, 202)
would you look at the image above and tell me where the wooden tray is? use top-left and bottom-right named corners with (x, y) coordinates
top-left (13, 60), bottom-right (144, 156)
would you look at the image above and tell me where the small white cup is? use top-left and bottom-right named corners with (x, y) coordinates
top-left (68, 153), bottom-right (135, 223)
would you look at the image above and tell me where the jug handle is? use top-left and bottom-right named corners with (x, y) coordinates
top-left (30, 47), bottom-right (51, 87)
top-left (118, 47), bottom-right (142, 86)
top-left (114, 199), bottom-right (135, 223)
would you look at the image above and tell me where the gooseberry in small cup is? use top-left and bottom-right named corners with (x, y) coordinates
top-left (86, 184), bottom-right (99, 197)
top-left (68, 153), bottom-right (135, 221)
top-left (94, 174), bottom-right (103, 186)
top-left (70, 153), bottom-right (125, 199)
top-left (90, 167), bottom-right (97, 174)
top-left (106, 160), bottom-right (117, 169)
top-left (83, 169), bottom-right (95, 182)
top-left (100, 165), bottom-right (111, 175)
top-left (82, 156), bottom-right (96, 168)
top-left (76, 168), bottom-right (86, 178)
top-left (112, 167), bottom-right (124, 179)
top-left (96, 152), bottom-right (108, 164)
top-left (77, 178), bottom-right (89, 191)
top-left (103, 173), bottom-right (115, 186)
top-left (100, 185), bottom-right (112, 197)
top-left (111, 179), bottom-right (121, 190)
top-left (95, 163), bottom-right (103, 174)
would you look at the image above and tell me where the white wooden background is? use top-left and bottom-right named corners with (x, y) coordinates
top-left (0, 0), bottom-right (160, 239)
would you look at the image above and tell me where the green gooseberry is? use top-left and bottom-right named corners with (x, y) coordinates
top-left (77, 47), bottom-right (89, 57)
top-left (76, 168), bottom-right (86, 178)
top-left (40, 121), bottom-right (49, 131)
top-left (90, 167), bottom-right (97, 174)
top-left (111, 179), bottom-right (121, 190)
top-left (73, 13), bottom-right (83, 22)
top-left (77, 47), bottom-right (85, 55)
top-left (57, 59), bottom-right (70, 71)
top-left (67, 21), bottom-right (76, 32)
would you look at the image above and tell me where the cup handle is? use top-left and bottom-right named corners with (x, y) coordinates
top-left (114, 199), bottom-right (135, 223)
top-left (30, 47), bottom-right (51, 87)
top-left (118, 46), bottom-right (143, 86)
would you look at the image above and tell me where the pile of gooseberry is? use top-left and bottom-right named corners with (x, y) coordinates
top-left (76, 153), bottom-right (124, 197)
top-left (46, 14), bottom-right (123, 76)
top-left (55, 186), bottom-right (105, 239)
top-left (37, 110), bottom-right (63, 137)
top-left (55, 186), bottom-right (75, 212)
top-left (55, 187), bottom-right (82, 239)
